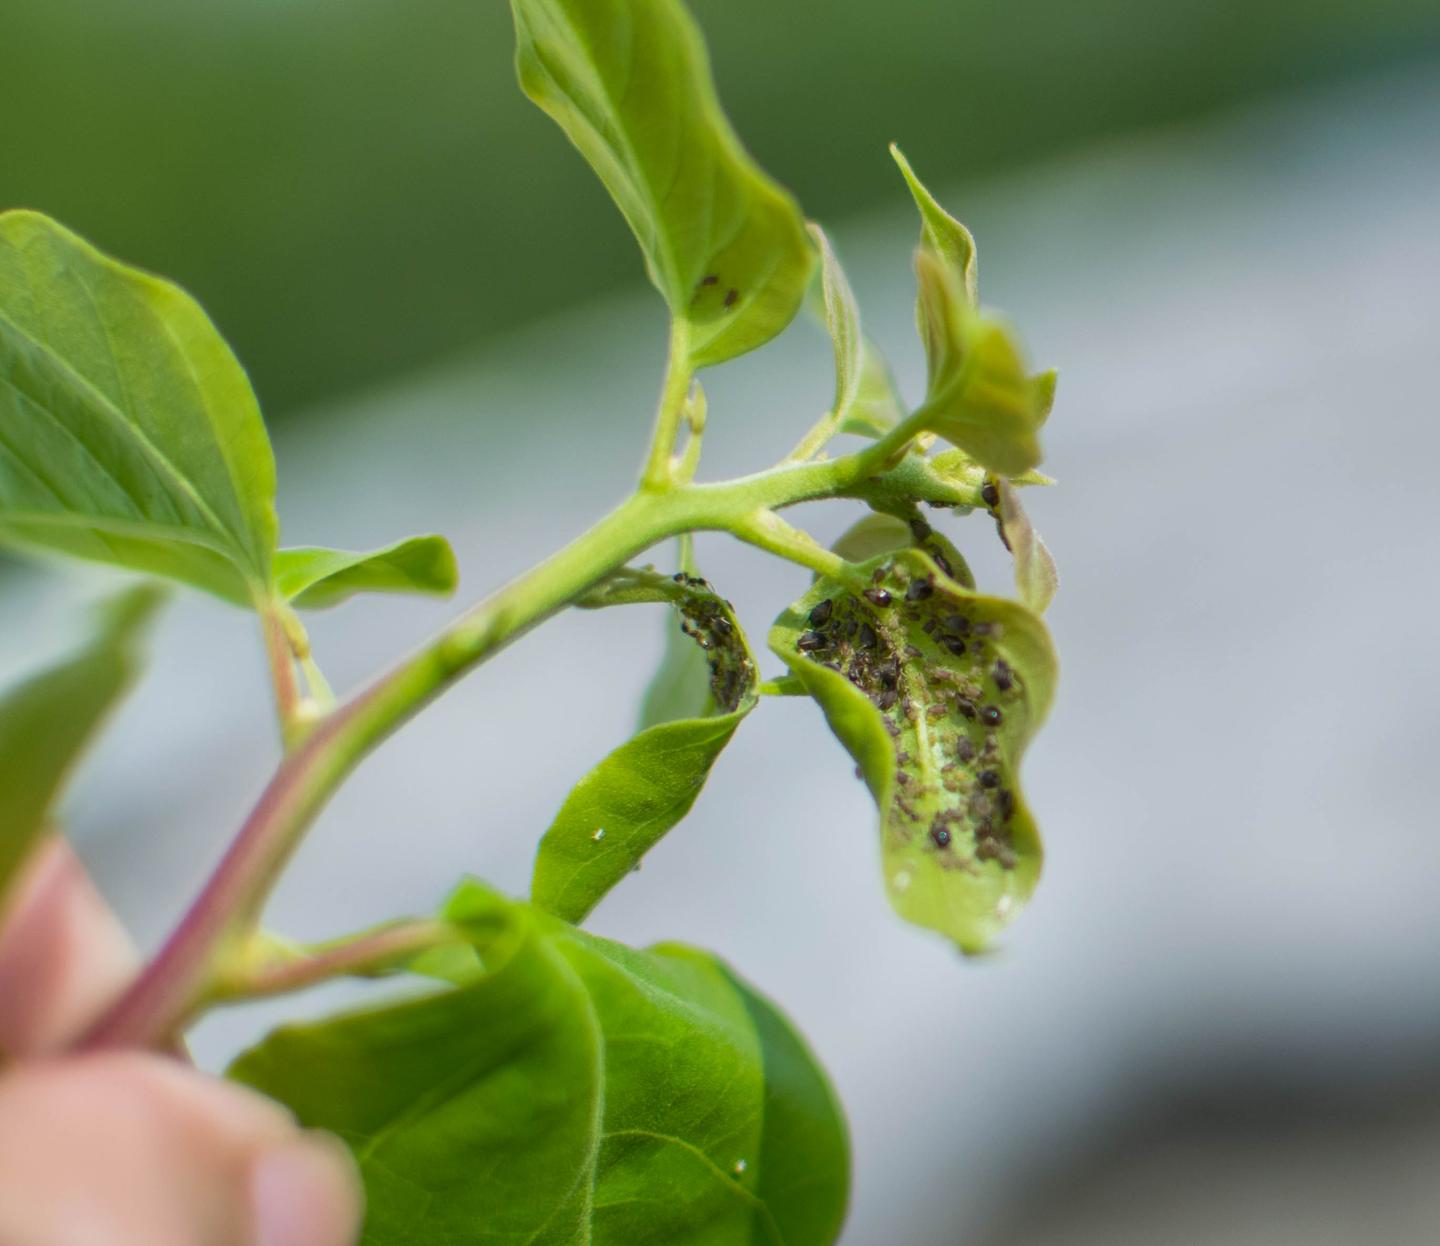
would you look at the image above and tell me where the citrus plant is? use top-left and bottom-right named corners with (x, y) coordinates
top-left (0, 0), bottom-right (1059, 1239)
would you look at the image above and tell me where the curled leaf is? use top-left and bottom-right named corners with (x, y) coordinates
top-left (273, 535), bottom-right (458, 610)
top-left (996, 481), bottom-right (1058, 614)
top-left (510, 0), bottom-right (813, 369)
top-left (231, 881), bottom-right (850, 1245)
top-left (891, 145), bottom-right (978, 305)
top-left (0, 586), bottom-right (164, 916)
top-left (770, 548), bottom-right (1056, 952)
top-left (533, 571), bottom-right (759, 923)
top-left (912, 249), bottom-right (1047, 477)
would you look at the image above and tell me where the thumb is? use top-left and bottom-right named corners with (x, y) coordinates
top-left (0, 1052), bottom-right (363, 1246)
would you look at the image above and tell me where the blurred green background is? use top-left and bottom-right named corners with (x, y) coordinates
top-left (4, 0), bottom-right (1438, 418)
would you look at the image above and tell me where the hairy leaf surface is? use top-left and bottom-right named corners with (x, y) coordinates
top-left (770, 546), bottom-right (1056, 952)
top-left (534, 572), bottom-right (758, 923)
top-left (273, 536), bottom-right (459, 610)
top-left (0, 211), bottom-right (277, 602)
top-left (231, 882), bottom-right (849, 1245)
top-left (0, 586), bottom-right (162, 916)
top-left (510, 0), bottom-right (813, 369)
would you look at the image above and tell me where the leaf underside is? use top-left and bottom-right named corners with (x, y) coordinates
top-left (230, 882), bottom-right (849, 1246)
top-left (509, 0), bottom-right (813, 369)
top-left (274, 535), bottom-right (459, 610)
top-left (770, 546), bottom-right (1056, 952)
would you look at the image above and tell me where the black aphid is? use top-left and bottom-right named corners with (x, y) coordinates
top-left (921, 618), bottom-right (938, 635)
top-left (672, 572), bottom-right (687, 583)
top-left (906, 578), bottom-right (934, 602)
top-left (956, 738), bottom-right (975, 762)
top-left (993, 661), bottom-right (1013, 691)
top-left (981, 482), bottom-right (1000, 508)
top-left (930, 825), bottom-right (952, 849)
top-left (943, 636), bottom-right (967, 657)
top-left (701, 274), bottom-right (719, 286)
top-left (877, 660), bottom-right (900, 689)
top-left (713, 616), bottom-right (733, 636)
top-left (808, 598), bottom-right (834, 627)
top-left (724, 287), bottom-right (739, 307)
top-left (981, 705), bottom-right (1004, 727)
top-left (909, 517), bottom-right (932, 541)
top-left (998, 789), bottom-right (1015, 820)
top-left (932, 551), bottom-right (954, 577)
top-left (877, 688), bottom-right (899, 711)
top-left (864, 587), bottom-right (893, 608)
top-left (797, 631), bottom-right (827, 653)
top-left (941, 614), bottom-right (970, 635)
top-left (857, 623), bottom-right (878, 651)
top-left (978, 769), bottom-right (999, 788)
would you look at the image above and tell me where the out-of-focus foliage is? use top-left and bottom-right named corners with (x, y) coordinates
top-left (2, 0), bottom-right (1434, 417)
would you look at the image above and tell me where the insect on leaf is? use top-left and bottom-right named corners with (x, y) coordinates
top-left (230, 881), bottom-right (850, 1245)
top-left (510, 0), bottom-right (813, 369)
top-left (0, 211), bottom-right (277, 604)
top-left (0, 585), bottom-right (164, 918)
top-left (770, 547), bottom-right (1056, 952)
top-left (273, 535), bottom-right (459, 610)
top-left (533, 570), bottom-right (759, 924)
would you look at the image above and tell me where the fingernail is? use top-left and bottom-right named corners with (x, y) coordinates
top-left (250, 1131), bottom-right (363, 1246)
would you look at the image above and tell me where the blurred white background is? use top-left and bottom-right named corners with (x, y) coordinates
top-left (5, 61), bottom-right (1439, 1244)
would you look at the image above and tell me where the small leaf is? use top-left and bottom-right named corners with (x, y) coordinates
top-left (912, 249), bottom-right (1046, 477)
top-left (510, 0), bottom-right (813, 369)
top-left (996, 481), bottom-right (1058, 614)
top-left (0, 211), bottom-right (277, 603)
top-left (829, 513), bottom-right (974, 590)
top-left (534, 573), bottom-right (759, 924)
top-left (231, 882), bottom-right (849, 1245)
top-left (0, 586), bottom-right (164, 916)
top-left (891, 145), bottom-right (978, 306)
top-left (272, 535), bottom-right (459, 610)
top-left (808, 223), bottom-right (903, 438)
top-left (769, 548), bottom-right (1056, 952)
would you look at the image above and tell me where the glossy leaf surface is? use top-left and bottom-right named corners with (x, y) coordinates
top-left (0, 586), bottom-right (162, 915)
top-left (231, 881), bottom-right (849, 1245)
top-left (510, 0), bottom-right (813, 369)
top-left (770, 546), bottom-right (1056, 951)
top-left (0, 211), bottom-right (277, 603)
top-left (273, 535), bottom-right (459, 610)
top-left (534, 572), bottom-right (758, 923)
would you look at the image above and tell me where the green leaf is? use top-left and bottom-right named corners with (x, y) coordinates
top-left (0, 211), bottom-right (277, 603)
top-left (911, 249), bottom-right (1047, 478)
top-left (273, 535), bottom-right (459, 610)
top-left (510, 0), bottom-right (813, 369)
top-left (0, 586), bottom-right (164, 917)
top-left (534, 572), bottom-right (759, 924)
top-left (770, 547), bottom-right (1056, 953)
top-left (808, 223), bottom-right (902, 439)
top-left (230, 881), bottom-right (849, 1245)
top-left (829, 513), bottom-right (975, 591)
top-left (996, 481), bottom-right (1058, 614)
top-left (891, 145), bottom-right (977, 306)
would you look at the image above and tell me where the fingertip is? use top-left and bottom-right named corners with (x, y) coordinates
top-left (250, 1131), bottom-right (364, 1246)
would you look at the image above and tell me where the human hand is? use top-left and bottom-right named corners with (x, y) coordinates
top-left (0, 840), bottom-right (364, 1246)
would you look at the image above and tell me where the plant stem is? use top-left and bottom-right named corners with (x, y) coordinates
top-left (641, 322), bottom-right (694, 489)
top-left (260, 608), bottom-right (302, 750)
top-left (78, 421), bottom-right (929, 1050)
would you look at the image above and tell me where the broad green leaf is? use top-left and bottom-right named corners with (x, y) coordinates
top-left (273, 535), bottom-right (458, 610)
top-left (770, 548), bottom-right (1056, 952)
top-left (0, 586), bottom-right (163, 917)
top-left (534, 572), bottom-right (758, 923)
top-left (996, 481), bottom-right (1058, 614)
top-left (510, 0), bottom-right (813, 369)
top-left (0, 211), bottom-right (277, 603)
top-left (231, 881), bottom-right (850, 1245)
top-left (911, 248), bottom-right (1047, 478)
top-left (808, 223), bottom-right (902, 439)
top-left (891, 145), bottom-right (977, 306)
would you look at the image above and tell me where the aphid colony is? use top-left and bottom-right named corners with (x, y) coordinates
top-left (793, 553), bottom-right (1023, 871)
top-left (672, 573), bottom-right (754, 713)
